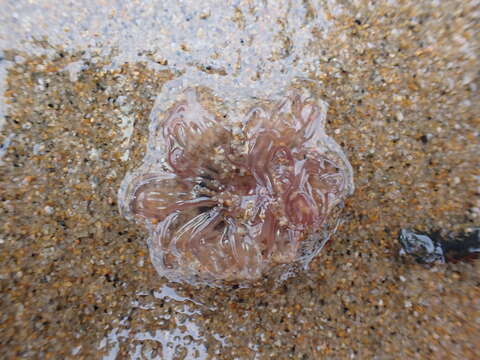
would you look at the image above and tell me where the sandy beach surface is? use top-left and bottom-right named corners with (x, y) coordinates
top-left (0, 1), bottom-right (479, 359)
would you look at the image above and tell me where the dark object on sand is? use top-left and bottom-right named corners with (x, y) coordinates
top-left (399, 228), bottom-right (480, 264)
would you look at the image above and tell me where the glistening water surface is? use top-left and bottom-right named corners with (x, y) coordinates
top-left (0, 0), bottom-right (479, 359)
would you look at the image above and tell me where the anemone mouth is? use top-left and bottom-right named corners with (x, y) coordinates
top-left (119, 87), bottom-right (354, 284)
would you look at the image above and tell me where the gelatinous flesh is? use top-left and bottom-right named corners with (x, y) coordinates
top-left (119, 88), bottom-right (354, 283)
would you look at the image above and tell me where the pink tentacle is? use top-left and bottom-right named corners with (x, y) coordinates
top-left (257, 210), bottom-right (277, 257)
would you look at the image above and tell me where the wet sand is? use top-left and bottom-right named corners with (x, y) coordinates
top-left (1, 1), bottom-right (479, 359)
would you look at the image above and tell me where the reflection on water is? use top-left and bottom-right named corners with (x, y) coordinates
top-left (154, 284), bottom-right (212, 310)
top-left (99, 317), bottom-right (207, 360)
top-left (0, 0), bottom-right (337, 124)
top-left (98, 284), bottom-right (220, 359)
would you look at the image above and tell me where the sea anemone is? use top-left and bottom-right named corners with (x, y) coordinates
top-left (119, 88), bottom-right (353, 284)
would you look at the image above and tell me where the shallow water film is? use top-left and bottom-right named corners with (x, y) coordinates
top-left (0, 0), bottom-right (479, 359)
top-left (119, 88), bottom-right (353, 284)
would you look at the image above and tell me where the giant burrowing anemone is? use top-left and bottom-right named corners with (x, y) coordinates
top-left (119, 88), bottom-right (354, 284)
